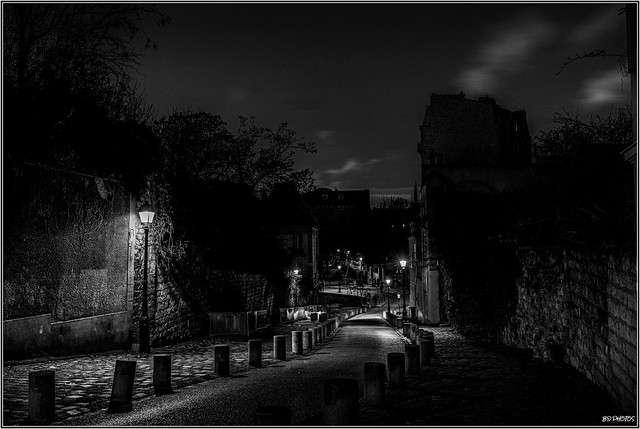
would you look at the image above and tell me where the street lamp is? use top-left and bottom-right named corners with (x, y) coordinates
top-left (337, 265), bottom-right (342, 293)
top-left (293, 269), bottom-right (300, 307)
top-left (138, 203), bottom-right (155, 354)
top-left (385, 279), bottom-right (391, 313)
top-left (397, 293), bottom-right (401, 315)
top-left (399, 259), bottom-right (407, 320)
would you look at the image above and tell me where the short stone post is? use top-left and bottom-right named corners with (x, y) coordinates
top-left (153, 355), bottom-right (174, 395)
top-left (108, 360), bottom-right (136, 413)
top-left (292, 331), bottom-right (303, 355)
top-left (253, 405), bottom-right (292, 425)
top-left (405, 344), bottom-right (420, 375)
top-left (402, 322), bottom-right (411, 338)
top-left (249, 339), bottom-right (262, 367)
top-left (28, 370), bottom-right (55, 424)
top-left (323, 378), bottom-right (359, 425)
top-left (423, 331), bottom-right (435, 357)
top-left (303, 330), bottom-right (312, 351)
top-left (387, 352), bottom-right (405, 388)
top-left (409, 324), bottom-right (418, 344)
top-left (418, 339), bottom-right (431, 366)
top-left (311, 328), bottom-right (318, 347)
top-left (214, 344), bottom-right (230, 376)
top-left (363, 362), bottom-right (385, 406)
top-left (274, 335), bottom-right (287, 360)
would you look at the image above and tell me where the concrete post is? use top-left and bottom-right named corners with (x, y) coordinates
top-left (402, 323), bottom-right (411, 338)
top-left (292, 331), bottom-right (303, 355)
top-left (274, 335), bottom-right (287, 360)
top-left (323, 378), bottom-right (359, 425)
top-left (153, 355), bottom-right (174, 396)
top-left (405, 344), bottom-right (420, 375)
top-left (249, 339), bottom-right (262, 367)
top-left (418, 340), bottom-right (431, 366)
top-left (253, 405), bottom-right (292, 425)
top-left (363, 362), bottom-right (385, 406)
top-left (214, 344), bottom-right (230, 376)
top-left (303, 330), bottom-right (312, 351)
top-left (311, 328), bottom-right (318, 347)
top-left (387, 353), bottom-right (405, 388)
top-left (108, 360), bottom-right (136, 413)
top-left (28, 370), bottom-right (55, 424)
top-left (423, 331), bottom-right (435, 357)
top-left (409, 324), bottom-right (418, 344)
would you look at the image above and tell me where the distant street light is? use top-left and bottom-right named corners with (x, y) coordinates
top-left (399, 260), bottom-right (407, 320)
top-left (397, 293), bottom-right (401, 314)
top-left (385, 279), bottom-right (391, 313)
top-left (337, 265), bottom-right (342, 293)
top-left (138, 203), bottom-right (155, 354)
top-left (293, 269), bottom-right (300, 306)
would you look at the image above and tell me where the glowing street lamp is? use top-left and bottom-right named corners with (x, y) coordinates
top-left (337, 265), bottom-right (342, 293)
top-left (385, 279), bottom-right (391, 313)
top-left (399, 259), bottom-right (407, 320)
top-left (138, 203), bottom-right (155, 354)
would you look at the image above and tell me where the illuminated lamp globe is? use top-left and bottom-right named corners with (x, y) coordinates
top-left (139, 203), bottom-right (155, 225)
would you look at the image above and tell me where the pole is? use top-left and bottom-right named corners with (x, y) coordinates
top-left (402, 268), bottom-right (407, 320)
top-left (140, 226), bottom-right (150, 354)
top-left (387, 282), bottom-right (390, 313)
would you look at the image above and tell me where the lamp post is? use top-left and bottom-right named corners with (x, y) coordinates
top-left (385, 279), bottom-right (391, 313)
top-left (397, 293), bottom-right (401, 314)
top-left (399, 259), bottom-right (407, 320)
top-left (293, 269), bottom-right (300, 307)
top-left (337, 265), bottom-right (342, 293)
top-left (138, 203), bottom-right (155, 354)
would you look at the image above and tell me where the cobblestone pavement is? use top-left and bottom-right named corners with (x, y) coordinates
top-left (2, 318), bottom-right (327, 426)
top-left (360, 325), bottom-right (629, 426)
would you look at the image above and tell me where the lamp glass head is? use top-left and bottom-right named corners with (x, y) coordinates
top-left (139, 203), bottom-right (155, 225)
top-left (399, 259), bottom-right (407, 268)
top-left (385, 279), bottom-right (391, 285)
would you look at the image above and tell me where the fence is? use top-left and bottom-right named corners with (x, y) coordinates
top-left (209, 310), bottom-right (269, 336)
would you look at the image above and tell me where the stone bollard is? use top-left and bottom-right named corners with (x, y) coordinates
top-left (402, 323), bottom-right (411, 338)
top-left (28, 370), bottom-right (55, 424)
top-left (303, 330), bottom-right (312, 351)
top-left (253, 405), bottom-right (292, 425)
top-left (405, 344), bottom-right (420, 375)
top-left (214, 344), bottom-right (230, 376)
top-left (274, 335), bottom-right (287, 360)
top-left (319, 325), bottom-right (325, 342)
top-left (363, 362), bottom-right (385, 406)
top-left (153, 355), bottom-right (174, 396)
top-left (249, 339), bottom-right (262, 367)
top-left (418, 339), bottom-right (431, 365)
top-left (323, 378), bottom-right (359, 425)
top-left (409, 324), bottom-right (418, 344)
top-left (423, 331), bottom-right (435, 357)
top-left (310, 328), bottom-right (318, 347)
top-left (387, 353), bottom-right (405, 388)
top-left (108, 360), bottom-right (136, 413)
top-left (292, 331), bottom-right (303, 355)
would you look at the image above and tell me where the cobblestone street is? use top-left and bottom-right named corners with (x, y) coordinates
top-left (3, 320), bottom-right (319, 426)
top-left (360, 326), bottom-right (628, 426)
top-left (3, 310), bottom-right (632, 426)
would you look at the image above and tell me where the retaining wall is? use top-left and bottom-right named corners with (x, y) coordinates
top-left (499, 247), bottom-right (637, 412)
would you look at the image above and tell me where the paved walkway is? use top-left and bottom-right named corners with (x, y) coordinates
top-left (3, 306), bottom-right (628, 426)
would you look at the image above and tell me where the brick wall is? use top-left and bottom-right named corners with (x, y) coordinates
top-left (499, 247), bottom-right (637, 412)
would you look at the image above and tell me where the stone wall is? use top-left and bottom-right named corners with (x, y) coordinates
top-left (499, 247), bottom-right (637, 412)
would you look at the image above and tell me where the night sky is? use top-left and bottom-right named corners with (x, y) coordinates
top-left (136, 2), bottom-right (631, 201)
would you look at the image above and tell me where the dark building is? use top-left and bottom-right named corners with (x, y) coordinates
top-left (419, 92), bottom-right (531, 167)
top-left (413, 92), bottom-right (533, 325)
top-left (303, 188), bottom-right (370, 258)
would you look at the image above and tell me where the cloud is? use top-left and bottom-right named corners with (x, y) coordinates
top-left (579, 69), bottom-right (629, 106)
top-left (314, 129), bottom-right (336, 145)
top-left (324, 158), bottom-right (380, 176)
top-left (568, 9), bottom-right (621, 45)
top-left (456, 17), bottom-right (556, 93)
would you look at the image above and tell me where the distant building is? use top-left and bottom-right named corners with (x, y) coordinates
top-left (263, 183), bottom-right (320, 307)
top-left (303, 188), bottom-right (370, 257)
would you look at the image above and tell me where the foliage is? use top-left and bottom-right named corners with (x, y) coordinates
top-left (154, 111), bottom-right (316, 197)
top-left (533, 107), bottom-right (633, 163)
top-left (3, 4), bottom-right (166, 191)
